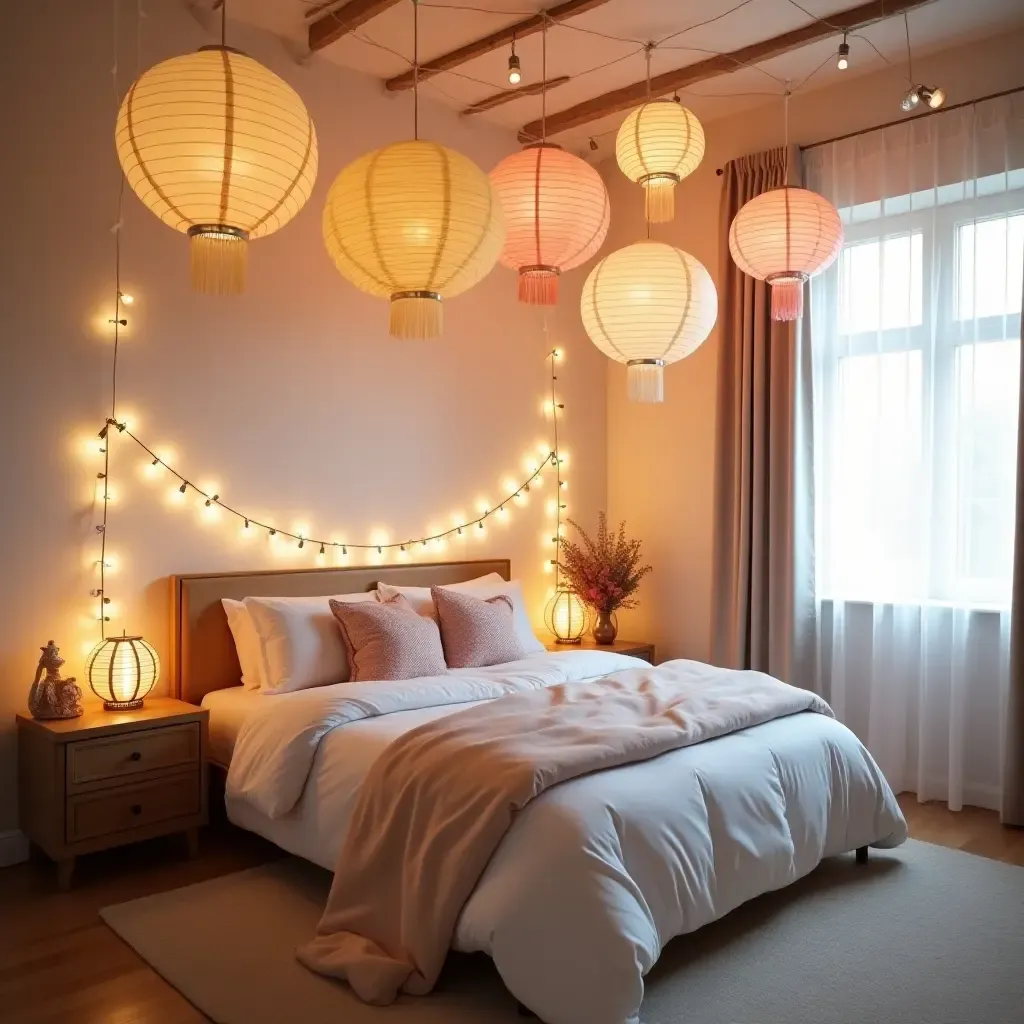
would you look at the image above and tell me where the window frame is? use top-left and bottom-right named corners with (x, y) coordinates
top-left (815, 187), bottom-right (1023, 608)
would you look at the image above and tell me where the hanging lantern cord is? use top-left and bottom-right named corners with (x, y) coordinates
top-left (220, 0), bottom-right (226, 47)
top-left (783, 83), bottom-right (791, 181)
top-left (412, 0), bottom-right (419, 141)
top-left (541, 15), bottom-right (547, 142)
top-left (645, 42), bottom-right (653, 101)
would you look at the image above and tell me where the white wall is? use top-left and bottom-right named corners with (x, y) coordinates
top-left (603, 29), bottom-right (1024, 663)
top-left (0, 1), bottom-right (609, 835)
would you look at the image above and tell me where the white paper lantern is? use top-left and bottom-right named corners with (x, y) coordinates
top-left (580, 241), bottom-right (717, 402)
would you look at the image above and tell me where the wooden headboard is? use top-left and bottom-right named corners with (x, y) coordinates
top-left (169, 559), bottom-right (512, 705)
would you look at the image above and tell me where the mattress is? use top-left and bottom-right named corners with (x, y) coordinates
top-left (202, 686), bottom-right (262, 767)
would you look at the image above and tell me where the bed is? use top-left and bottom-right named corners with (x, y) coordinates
top-left (171, 561), bottom-right (908, 1024)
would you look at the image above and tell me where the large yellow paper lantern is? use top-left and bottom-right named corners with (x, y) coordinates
top-left (489, 143), bottom-right (610, 305)
top-left (581, 241), bottom-right (718, 403)
top-left (322, 140), bottom-right (505, 339)
top-left (728, 187), bottom-right (843, 321)
top-left (116, 46), bottom-right (318, 295)
top-left (86, 634), bottom-right (160, 711)
top-left (616, 100), bottom-right (705, 223)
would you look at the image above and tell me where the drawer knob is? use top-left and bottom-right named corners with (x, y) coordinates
top-left (129, 751), bottom-right (142, 762)
top-left (130, 804), bottom-right (142, 815)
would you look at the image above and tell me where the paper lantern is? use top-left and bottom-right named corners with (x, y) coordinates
top-left (616, 100), bottom-right (705, 223)
top-left (728, 187), bottom-right (843, 321)
top-left (116, 46), bottom-right (318, 295)
top-left (545, 587), bottom-right (589, 644)
top-left (322, 140), bottom-right (505, 339)
top-left (85, 634), bottom-right (160, 711)
top-left (580, 241), bottom-right (717, 403)
top-left (489, 143), bottom-right (610, 305)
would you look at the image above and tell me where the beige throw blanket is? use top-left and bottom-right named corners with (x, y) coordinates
top-left (297, 663), bottom-right (832, 1004)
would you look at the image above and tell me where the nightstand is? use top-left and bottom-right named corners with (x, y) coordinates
top-left (544, 639), bottom-right (656, 664)
top-left (16, 697), bottom-right (208, 890)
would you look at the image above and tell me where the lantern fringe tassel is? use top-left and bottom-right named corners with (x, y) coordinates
top-left (770, 279), bottom-right (805, 322)
top-left (190, 233), bottom-right (247, 296)
top-left (519, 270), bottom-right (559, 306)
top-left (644, 181), bottom-right (676, 224)
top-left (627, 363), bottom-right (665, 403)
top-left (390, 294), bottom-right (443, 340)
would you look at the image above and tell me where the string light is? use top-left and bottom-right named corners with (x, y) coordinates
top-left (107, 417), bottom-right (559, 555)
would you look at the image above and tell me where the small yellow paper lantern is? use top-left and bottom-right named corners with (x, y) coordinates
top-left (545, 588), bottom-right (589, 644)
top-left (116, 47), bottom-right (318, 295)
top-left (581, 241), bottom-right (718, 403)
top-left (86, 634), bottom-right (159, 711)
top-left (616, 100), bottom-right (705, 223)
top-left (322, 140), bottom-right (506, 339)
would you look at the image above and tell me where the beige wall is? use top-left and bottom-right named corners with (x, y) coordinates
top-left (0, 2), bottom-right (608, 836)
top-left (604, 29), bottom-right (1024, 662)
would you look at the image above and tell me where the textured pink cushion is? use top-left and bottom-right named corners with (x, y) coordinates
top-left (329, 594), bottom-right (446, 682)
top-left (431, 586), bottom-right (529, 669)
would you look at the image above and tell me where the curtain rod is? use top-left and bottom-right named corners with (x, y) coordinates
top-left (801, 85), bottom-right (1024, 151)
top-left (715, 85), bottom-right (1023, 174)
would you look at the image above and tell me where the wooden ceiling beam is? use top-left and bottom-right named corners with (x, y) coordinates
top-left (385, 0), bottom-right (612, 92)
top-left (308, 0), bottom-right (405, 53)
top-left (518, 0), bottom-right (934, 141)
top-left (463, 77), bottom-right (571, 116)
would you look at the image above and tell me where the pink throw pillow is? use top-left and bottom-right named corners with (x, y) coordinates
top-left (431, 586), bottom-right (529, 669)
top-left (329, 594), bottom-right (446, 682)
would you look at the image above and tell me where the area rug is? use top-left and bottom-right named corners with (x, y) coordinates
top-left (100, 839), bottom-right (1024, 1024)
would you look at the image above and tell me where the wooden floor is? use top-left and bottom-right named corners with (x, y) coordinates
top-left (1, 796), bottom-right (1021, 1024)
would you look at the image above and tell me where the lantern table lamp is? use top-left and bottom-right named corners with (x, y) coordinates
top-left (85, 633), bottom-right (160, 711)
top-left (728, 187), bottom-right (843, 321)
top-left (545, 587), bottom-right (589, 644)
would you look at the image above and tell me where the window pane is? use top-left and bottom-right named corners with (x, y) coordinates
top-left (831, 351), bottom-right (925, 599)
top-left (839, 233), bottom-right (923, 334)
top-left (954, 339), bottom-right (1021, 600)
top-left (957, 214), bottom-right (1024, 320)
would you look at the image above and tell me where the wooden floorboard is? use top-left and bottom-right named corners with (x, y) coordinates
top-left (0, 801), bottom-right (1020, 1023)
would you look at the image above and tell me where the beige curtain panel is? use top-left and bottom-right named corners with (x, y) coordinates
top-left (710, 146), bottom-right (816, 686)
top-left (1006, 258), bottom-right (1024, 827)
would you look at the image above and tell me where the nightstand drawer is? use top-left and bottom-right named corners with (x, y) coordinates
top-left (66, 772), bottom-right (201, 843)
top-left (67, 722), bottom-right (200, 786)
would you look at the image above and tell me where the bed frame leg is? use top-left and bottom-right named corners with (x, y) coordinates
top-left (517, 1001), bottom-right (538, 1018)
top-left (856, 845), bottom-right (869, 864)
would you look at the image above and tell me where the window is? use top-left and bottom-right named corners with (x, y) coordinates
top-left (814, 186), bottom-right (1022, 607)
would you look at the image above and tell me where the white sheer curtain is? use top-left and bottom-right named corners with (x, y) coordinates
top-left (805, 92), bottom-right (1024, 811)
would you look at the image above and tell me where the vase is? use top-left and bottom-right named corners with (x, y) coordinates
top-left (592, 610), bottom-right (618, 645)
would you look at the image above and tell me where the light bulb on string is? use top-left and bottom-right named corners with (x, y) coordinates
top-left (837, 34), bottom-right (849, 70)
top-left (507, 33), bottom-right (522, 85)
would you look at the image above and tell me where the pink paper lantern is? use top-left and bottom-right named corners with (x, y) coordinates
top-left (490, 143), bottom-right (610, 305)
top-left (728, 187), bottom-right (843, 321)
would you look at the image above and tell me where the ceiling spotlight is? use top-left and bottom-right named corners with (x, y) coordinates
top-left (919, 84), bottom-right (946, 109)
top-left (507, 34), bottom-right (521, 85)
top-left (901, 86), bottom-right (921, 112)
top-left (837, 34), bottom-right (849, 71)
top-left (589, 137), bottom-right (598, 151)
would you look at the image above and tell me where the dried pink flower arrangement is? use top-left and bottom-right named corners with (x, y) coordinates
top-left (558, 513), bottom-right (652, 616)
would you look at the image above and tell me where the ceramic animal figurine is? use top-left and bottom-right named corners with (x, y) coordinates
top-left (28, 641), bottom-right (83, 720)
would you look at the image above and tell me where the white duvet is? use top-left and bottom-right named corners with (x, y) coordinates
top-left (226, 651), bottom-right (908, 1024)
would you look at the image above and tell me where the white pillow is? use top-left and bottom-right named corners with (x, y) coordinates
top-left (376, 575), bottom-right (544, 655)
top-left (222, 598), bottom-right (264, 690)
top-left (243, 592), bottom-right (378, 694)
